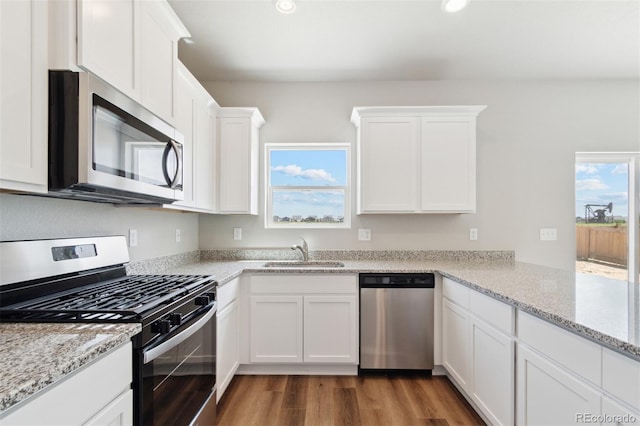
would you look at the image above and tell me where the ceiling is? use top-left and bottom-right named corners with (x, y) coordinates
top-left (168, 0), bottom-right (640, 82)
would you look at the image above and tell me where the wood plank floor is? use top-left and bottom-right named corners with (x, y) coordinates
top-left (216, 375), bottom-right (485, 426)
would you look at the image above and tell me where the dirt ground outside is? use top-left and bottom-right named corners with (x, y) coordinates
top-left (576, 260), bottom-right (628, 281)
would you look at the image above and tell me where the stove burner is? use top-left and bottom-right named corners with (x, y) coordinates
top-left (0, 274), bottom-right (215, 322)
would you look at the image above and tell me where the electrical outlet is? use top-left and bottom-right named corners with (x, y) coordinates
top-left (469, 228), bottom-right (478, 241)
top-left (233, 227), bottom-right (242, 241)
top-left (129, 229), bottom-right (138, 247)
top-left (358, 229), bottom-right (371, 241)
top-left (540, 228), bottom-right (557, 241)
top-left (175, 229), bottom-right (181, 243)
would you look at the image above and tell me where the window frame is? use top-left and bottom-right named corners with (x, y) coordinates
top-left (265, 143), bottom-right (351, 229)
top-left (575, 152), bottom-right (639, 285)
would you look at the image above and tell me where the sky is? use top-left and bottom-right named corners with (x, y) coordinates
top-left (270, 149), bottom-right (346, 219)
top-left (575, 162), bottom-right (629, 220)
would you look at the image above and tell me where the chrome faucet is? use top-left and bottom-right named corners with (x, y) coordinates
top-left (291, 237), bottom-right (309, 262)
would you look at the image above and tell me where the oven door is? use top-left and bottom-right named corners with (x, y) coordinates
top-left (141, 304), bottom-right (216, 426)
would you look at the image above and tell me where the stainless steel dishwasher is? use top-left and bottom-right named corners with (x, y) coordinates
top-left (359, 273), bottom-right (435, 374)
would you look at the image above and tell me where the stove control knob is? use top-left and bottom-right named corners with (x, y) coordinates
top-left (153, 319), bottom-right (171, 334)
top-left (195, 295), bottom-right (210, 306)
top-left (169, 313), bottom-right (182, 326)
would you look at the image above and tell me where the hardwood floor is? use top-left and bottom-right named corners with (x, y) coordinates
top-left (216, 375), bottom-right (485, 426)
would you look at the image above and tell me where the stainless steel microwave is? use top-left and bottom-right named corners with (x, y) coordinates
top-left (48, 71), bottom-right (183, 204)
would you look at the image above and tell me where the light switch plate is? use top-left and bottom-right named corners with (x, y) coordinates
top-left (540, 228), bottom-right (557, 241)
top-left (358, 229), bottom-right (371, 241)
top-left (129, 229), bottom-right (138, 247)
top-left (233, 227), bottom-right (242, 241)
top-left (175, 229), bottom-right (181, 243)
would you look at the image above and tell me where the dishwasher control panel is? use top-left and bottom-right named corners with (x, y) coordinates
top-left (359, 273), bottom-right (435, 288)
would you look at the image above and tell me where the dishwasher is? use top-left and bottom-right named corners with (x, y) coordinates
top-left (359, 273), bottom-right (435, 374)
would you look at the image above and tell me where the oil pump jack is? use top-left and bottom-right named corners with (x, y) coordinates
top-left (585, 202), bottom-right (613, 223)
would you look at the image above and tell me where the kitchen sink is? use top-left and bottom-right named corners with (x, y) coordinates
top-left (262, 261), bottom-right (345, 268)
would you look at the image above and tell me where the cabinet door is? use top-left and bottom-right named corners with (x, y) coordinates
top-left (303, 295), bottom-right (358, 363)
top-left (139, 0), bottom-right (176, 123)
top-left (193, 104), bottom-right (215, 211)
top-left (442, 298), bottom-right (470, 391)
top-left (420, 116), bottom-right (476, 212)
top-left (83, 389), bottom-right (133, 426)
top-left (217, 299), bottom-right (239, 401)
top-left (250, 295), bottom-right (303, 363)
top-left (601, 396), bottom-right (640, 426)
top-left (0, 0), bottom-right (48, 193)
top-left (77, 0), bottom-right (139, 100)
top-left (358, 117), bottom-right (418, 212)
top-left (217, 117), bottom-right (256, 214)
top-left (470, 316), bottom-right (515, 426)
top-left (517, 345), bottom-right (601, 426)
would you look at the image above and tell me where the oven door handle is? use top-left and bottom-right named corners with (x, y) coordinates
top-left (143, 303), bottom-right (216, 364)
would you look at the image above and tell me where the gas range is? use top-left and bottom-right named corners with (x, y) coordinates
top-left (0, 236), bottom-right (218, 425)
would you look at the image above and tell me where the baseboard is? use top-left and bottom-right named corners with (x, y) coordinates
top-left (236, 364), bottom-right (358, 375)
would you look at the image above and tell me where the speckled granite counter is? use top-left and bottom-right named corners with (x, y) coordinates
top-left (0, 323), bottom-right (141, 413)
top-left (164, 258), bottom-right (640, 360)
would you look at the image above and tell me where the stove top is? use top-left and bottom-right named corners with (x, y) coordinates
top-left (1, 274), bottom-right (215, 322)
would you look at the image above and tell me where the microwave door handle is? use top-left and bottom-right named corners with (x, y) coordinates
top-left (161, 140), bottom-right (182, 189)
top-left (143, 303), bottom-right (216, 364)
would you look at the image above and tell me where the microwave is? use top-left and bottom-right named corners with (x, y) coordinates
top-left (48, 71), bottom-right (183, 204)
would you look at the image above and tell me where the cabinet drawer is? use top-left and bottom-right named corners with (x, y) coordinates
top-left (218, 277), bottom-right (239, 311)
top-left (469, 290), bottom-right (514, 336)
top-left (442, 277), bottom-right (469, 308)
top-left (250, 274), bottom-right (357, 294)
top-left (602, 348), bottom-right (640, 410)
top-left (518, 311), bottom-right (601, 386)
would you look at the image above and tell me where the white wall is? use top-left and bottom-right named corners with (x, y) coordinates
top-left (0, 194), bottom-right (199, 262)
top-left (201, 79), bottom-right (639, 270)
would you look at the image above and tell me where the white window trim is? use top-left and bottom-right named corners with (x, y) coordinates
top-left (265, 143), bottom-right (351, 229)
top-left (575, 152), bottom-right (639, 285)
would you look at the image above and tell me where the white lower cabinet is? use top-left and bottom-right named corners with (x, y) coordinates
top-left (250, 295), bottom-right (304, 363)
top-left (303, 295), bottom-right (358, 363)
top-left (217, 278), bottom-right (240, 401)
top-left (601, 396), bottom-right (640, 426)
top-left (442, 297), bottom-right (471, 389)
top-left (517, 345), bottom-right (601, 426)
top-left (0, 343), bottom-right (132, 425)
top-left (248, 274), bottom-right (358, 365)
top-left (470, 316), bottom-right (515, 426)
top-left (442, 278), bottom-right (515, 426)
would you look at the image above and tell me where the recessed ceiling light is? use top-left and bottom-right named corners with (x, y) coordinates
top-left (441, 0), bottom-right (469, 13)
top-left (276, 0), bottom-right (296, 14)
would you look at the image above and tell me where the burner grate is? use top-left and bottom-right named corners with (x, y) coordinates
top-left (1, 274), bottom-right (214, 320)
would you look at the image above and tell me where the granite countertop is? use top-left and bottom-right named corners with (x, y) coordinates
top-left (0, 323), bottom-right (141, 413)
top-left (165, 258), bottom-right (640, 360)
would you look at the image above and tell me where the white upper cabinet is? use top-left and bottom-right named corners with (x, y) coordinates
top-left (169, 62), bottom-right (217, 213)
top-left (217, 108), bottom-right (264, 215)
top-left (77, 0), bottom-right (189, 124)
top-left (77, 0), bottom-right (139, 100)
top-left (352, 106), bottom-right (486, 214)
top-left (0, 0), bottom-right (48, 193)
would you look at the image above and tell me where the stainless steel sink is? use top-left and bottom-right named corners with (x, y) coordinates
top-left (262, 261), bottom-right (345, 268)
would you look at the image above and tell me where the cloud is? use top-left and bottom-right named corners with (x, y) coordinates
top-left (575, 164), bottom-right (600, 175)
top-left (576, 179), bottom-right (609, 191)
top-left (597, 192), bottom-right (628, 202)
top-left (272, 164), bottom-right (336, 183)
top-left (611, 164), bottom-right (628, 175)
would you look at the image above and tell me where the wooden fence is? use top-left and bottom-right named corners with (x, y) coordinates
top-left (576, 225), bottom-right (627, 266)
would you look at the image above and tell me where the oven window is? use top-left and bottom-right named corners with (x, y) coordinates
top-left (142, 315), bottom-right (216, 426)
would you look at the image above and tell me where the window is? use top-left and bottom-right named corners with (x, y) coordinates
top-left (265, 143), bottom-right (350, 228)
top-left (575, 153), bottom-right (639, 286)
